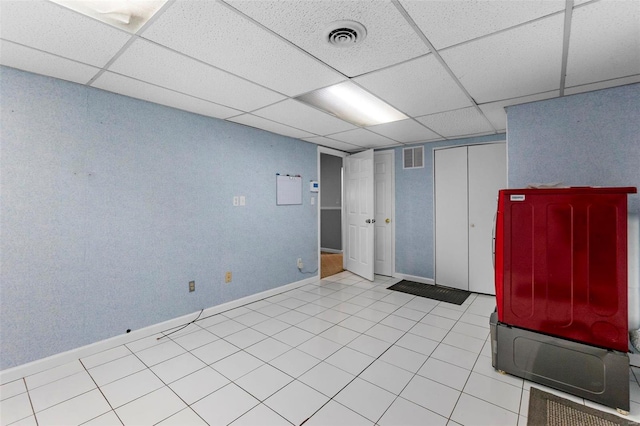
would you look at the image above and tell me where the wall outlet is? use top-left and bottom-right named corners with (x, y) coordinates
top-left (297, 258), bottom-right (303, 269)
top-left (189, 281), bottom-right (195, 292)
top-left (225, 271), bottom-right (232, 283)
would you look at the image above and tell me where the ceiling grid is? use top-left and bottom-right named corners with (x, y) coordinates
top-left (0, 0), bottom-right (637, 152)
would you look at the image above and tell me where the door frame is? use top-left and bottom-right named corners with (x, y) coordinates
top-left (317, 146), bottom-right (348, 276)
top-left (317, 147), bottom-right (396, 280)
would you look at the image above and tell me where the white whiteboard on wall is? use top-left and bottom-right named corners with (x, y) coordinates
top-left (277, 175), bottom-right (302, 205)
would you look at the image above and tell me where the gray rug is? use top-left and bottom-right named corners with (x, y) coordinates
top-left (527, 387), bottom-right (638, 426)
top-left (387, 280), bottom-right (470, 305)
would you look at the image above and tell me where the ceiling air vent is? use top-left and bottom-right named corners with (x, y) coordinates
top-left (324, 21), bottom-right (367, 47)
top-left (404, 146), bottom-right (424, 169)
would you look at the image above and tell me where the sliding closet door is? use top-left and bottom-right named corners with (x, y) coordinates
top-left (468, 143), bottom-right (506, 294)
top-left (435, 146), bottom-right (469, 290)
top-left (435, 143), bottom-right (506, 293)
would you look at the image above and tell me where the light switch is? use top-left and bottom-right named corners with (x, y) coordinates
top-left (239, 196), bottom-right (246, 206)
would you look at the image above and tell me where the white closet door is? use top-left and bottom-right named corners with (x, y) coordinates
top-left (468, 143), bottom-right (506, 294)
top-left (435, 146), bottom-right (469, 290)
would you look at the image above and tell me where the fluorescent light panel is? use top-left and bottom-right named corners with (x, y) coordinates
top-left (295, 82), bottom-right (408, 127)
top-left (48, 0), bottom-right (168, 33)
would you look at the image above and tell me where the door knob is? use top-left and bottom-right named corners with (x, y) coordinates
top-left (366, 219), bottom-right (371, 224)
top-left (385, 218), bottom-right (391, 224)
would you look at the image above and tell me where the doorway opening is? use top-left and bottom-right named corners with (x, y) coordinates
top-left (317, 147), bottom-right (395, 281)
top-left (319, 151), bottom-right (344, 278)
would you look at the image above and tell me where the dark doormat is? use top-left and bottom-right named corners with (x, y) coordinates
top-left (387, 280), bottom-right (470, 305)
top-left (527, 387), bottom-right (638, 426)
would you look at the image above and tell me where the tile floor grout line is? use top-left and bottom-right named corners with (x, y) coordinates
top-left (305, 291), bottom-right (451, 424)
top-left (23, 377), bottom-right (39, 426)
top-left (78, 357), bottom-right (123, 425)
top-left (8, 274), bottom-right (635, 425)
top-left (117, 340), bottom-right (211, 424)
top-left (252, 276), bottom-right (406, 425)
top-left (444, 301), bottom-right (530, 420)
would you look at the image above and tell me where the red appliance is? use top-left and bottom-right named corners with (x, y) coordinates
top-left (494, 187), bottom-right (637, 352)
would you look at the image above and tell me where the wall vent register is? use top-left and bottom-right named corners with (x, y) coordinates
top-left (403, 146), bottom-right (424, 169)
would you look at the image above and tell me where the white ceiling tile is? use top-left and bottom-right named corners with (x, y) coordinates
top-left (399, 0), bottom-right (565, 49)
top-left (478, 106), bottom-right (505, 133)
top-left (327, 128), bottom-right (398, 148)
top-left (565, 0), bottom-right (640, 87)
top-left (441, 14), bottom-right (565, 103)
top-left (0, 0), bottom-right (131, 67)
top-left (228, 114), bottom-right (315, 139)
top-left (143, 0), bottom-right (345, 96)
top-left (91, 72), bottom-right (241, 120)
top-left (0, 40), bottom-right (99, 85)
top-left (366, 118), bottom-right (441, 143)
top-left (478, 90), bottom-right (559, 131)
top-left (226, 0), bottom-right (428, 77)
top-left (252, 100), bottom-right (356, 135)
top-left (354, 55), bottom-right (472, 117)
top-left (564, 75), bottom-right (640, 96)
top-left (303, 137), bottom-right (362, 152)
top-left (107, 39), bottom-right (285, 112)
top-left (416, 107), bottom-right (495, 138)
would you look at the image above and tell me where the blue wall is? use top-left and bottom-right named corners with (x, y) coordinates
top-left (506, 83), bottom-right (640, 329)
top-left (0, 67), bottom-right (318, 369)
top-left (392, 83), bottom-right (640, 282)
top-left (391, 134), bottom-right (506, 280)
top-left (507, 83), bottom-right (640, 214)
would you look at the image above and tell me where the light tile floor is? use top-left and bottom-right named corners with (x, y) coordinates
top-left (2, 272), bottom-right (639, 426)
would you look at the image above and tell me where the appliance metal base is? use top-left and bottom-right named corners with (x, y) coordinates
top-left (490, 312), bottom-right (630, 412)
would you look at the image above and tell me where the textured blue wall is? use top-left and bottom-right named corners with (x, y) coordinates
top-left (507, 84), bottom-right (640, 330)
top-left (507, 83), bottom-right (640, 213)
top-left (391, 134), bottom-right (506, 280)
top-left (0, 67), bottom-right (318, 369)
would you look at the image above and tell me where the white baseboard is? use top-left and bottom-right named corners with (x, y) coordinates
top-left (0, 275), bottom-right (318, 384)
top-left (392, 273), bottom-right (435, 285)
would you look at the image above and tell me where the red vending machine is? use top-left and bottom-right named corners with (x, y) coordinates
top-left (494, 186), bottom-right (636, 351)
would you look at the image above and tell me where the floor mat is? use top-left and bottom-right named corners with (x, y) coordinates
top-left (527, 387), bottom-right (637, 426)
top-left (387, 280), bottom-right (470, 305)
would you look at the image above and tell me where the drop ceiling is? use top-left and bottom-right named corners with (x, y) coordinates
top-left (1, 0), bottom-right (638, 152)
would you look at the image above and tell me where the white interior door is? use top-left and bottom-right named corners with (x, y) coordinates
top-left (345, 149), bottom-right (375, 281)
top-left (435, 146), bottom-right (469, 290)
top-left (468, 143), bottom-right (506, 294)
top-left (374, 151), bottom-right (394, 276)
